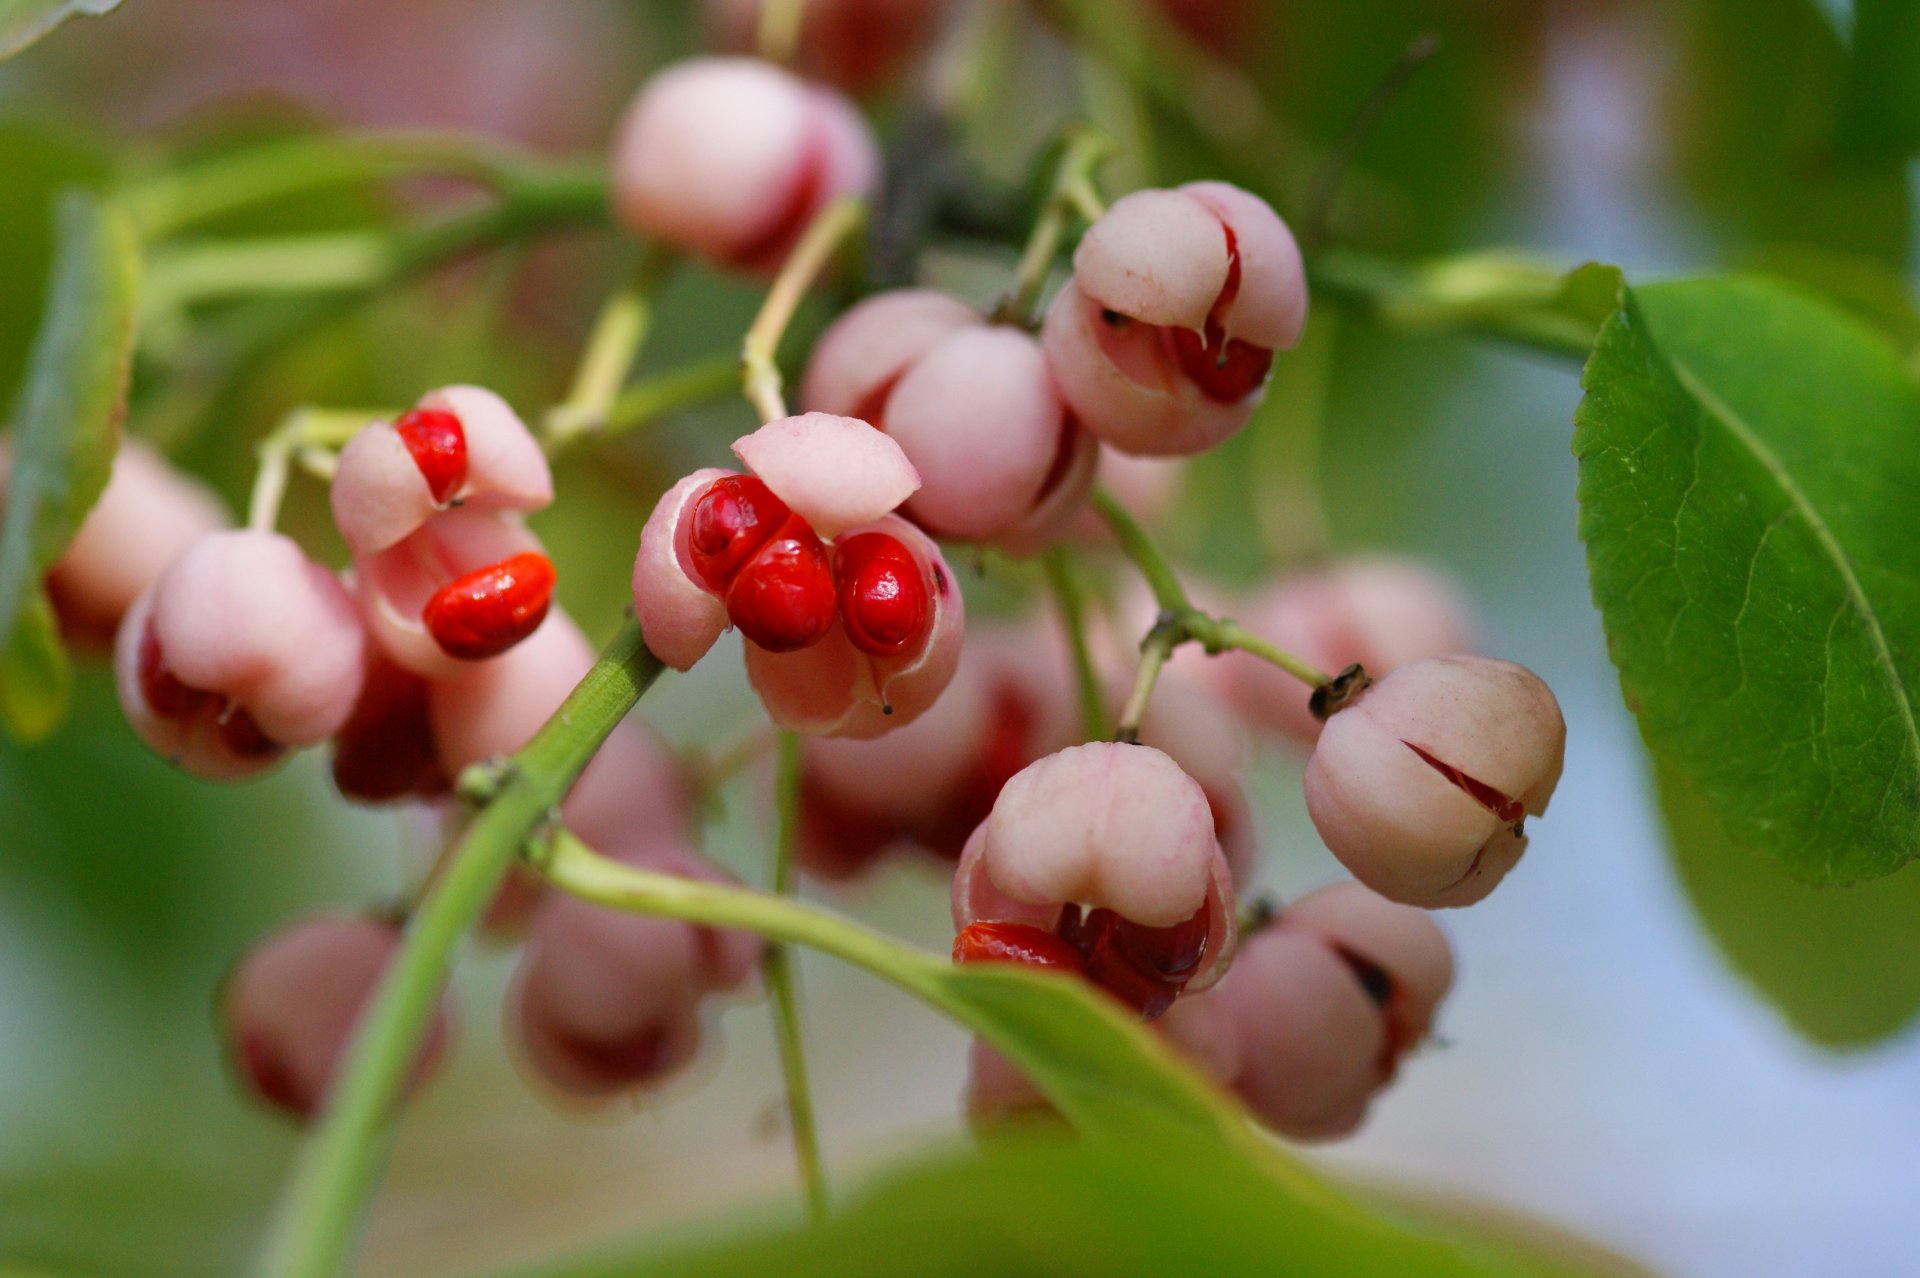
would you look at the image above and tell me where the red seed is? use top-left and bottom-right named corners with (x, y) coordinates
top-left (1402, 739), bottom-right (1527, 825)
top-left (688, 475), bottom-right (794, 593)
top-left (953, 921), bottom-right (1088, 975)
top-left (1059, 902), bottom-right (1210, 1021)
top-left (394, 408), bottom-right (468, 504)
top-left (331, 659), bottom-right (447, 802)
top-left (724, 532), bottom-right (836, 652)
top-left (832, 532), bottom-right (929, 656)
top-left (422, 552), bottom-right (556, 661)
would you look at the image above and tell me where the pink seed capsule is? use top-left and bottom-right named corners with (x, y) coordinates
top-left (744, 513), bottom-right (962, 737)
top-left (508, 847), bottom-right (761, 1103)
top-left (1279, 881), bottom-right (1454, 1072)
top-left (1045, 182), bottom-right (1305, 457)
top-left (951, 742), bottom-right (1238, 1018)
top-left (114, 530), bottom-right (365, 780)
top-left (611, 57), bottom-right (879, 273)
top-left (1182, 926), bottom-right (1387, 1141)
top-left (353, 507), bottom-right (549, 678)
top-left (18, 438), bottom-right (231, 645)
top-left (331, 386), bottom-right (551, 559)
top-left (221, 914), bottom-right (452, 1121)
top-left (703, 0), bottom-right (945, 94)
top-left (1303, 655), bottom-right (1565, 908)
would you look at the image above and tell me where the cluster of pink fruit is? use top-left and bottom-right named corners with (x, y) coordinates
top-left (14, 23), bottom-right (1563, 1144)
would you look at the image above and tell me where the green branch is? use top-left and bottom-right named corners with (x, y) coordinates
top-left (257, 620), bottom-right (666, 1278)
top-left (766, 731), bottom-right (829, 1223)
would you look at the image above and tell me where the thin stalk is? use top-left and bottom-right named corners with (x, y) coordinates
top-left (544, 245), bottom-right (677, 448)
top-left (1090, 487), bottom-right (1189, 613)
top-left (995, 128), bottom-right (1114, 325)
top-left (1042, 547), bottom-right (1111, 741)
top-left (765, 732), bottom-right (829, 1223)
top-left (257, 621), bottom-right (666, 1278)
top-left (584, 355), bottom-right (743, 450)
top-left (1114, 618), bottom-right (1177, 742)
top-left (757, 0), bottom-right (809, 63)
top-left (1190, 615), bottom-right (1329, 688)
top-left (245, 407), bottom-right (383, 533)
top-left (741, 197), bottom-right (868, 422)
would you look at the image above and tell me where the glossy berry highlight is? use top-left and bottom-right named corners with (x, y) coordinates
top-left (833, 531), bottom-right (928, 656)
top-left (422, 551), bottom-right (557, 661)
top-left (393, 407), bottom-right (467, 503)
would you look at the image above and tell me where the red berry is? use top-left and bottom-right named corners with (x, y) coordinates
top-left (953, 921), bottom-right (1088, 974)
top-left (422, 552), bottom-right (556, 661)
top-left (393, 408), bottom-right (468, 504)
top-left (688, 475), bottom-right (793, 592)
top-left (723, 533), bottom-right (836, 652)
top-left (833, 531), bottom-right (928, 656)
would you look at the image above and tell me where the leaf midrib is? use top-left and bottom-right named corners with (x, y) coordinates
top-left (1661, 349), bottom-right (1920, 876)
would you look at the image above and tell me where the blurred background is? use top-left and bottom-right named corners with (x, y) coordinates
top-left (3, 1), bottom-right (1919, 1275)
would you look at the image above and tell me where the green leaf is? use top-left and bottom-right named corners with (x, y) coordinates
top-left (1838, 0), bottom-right (1920, 162)
top-left (1657, 756), bottom-right (1920, 1047)
top-left (0, 0), bottom-right (121, 61)
top-left (492, 1133), bottom-right (1623, 1278)
top-left (0, 192), bottom-right (140, 741)
top-left (532, 842), bottom-right (1608, 1277)
top-left (1576, 277), bottom-right (1920, 883)
top-left (0, 122), bottom-right (112, 410)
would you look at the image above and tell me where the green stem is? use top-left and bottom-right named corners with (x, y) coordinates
top-left (995, 127), bottom-right (1114, 325)
top-left (757, 0), bottom-right (809, 62)
top-left (1305, 249), bottom-right (1603, 360)
top-left (124, 131), bottom-right (553, 241)
top-left (257, 621), bottom-right (666, 1278)
top-left (245, 407), bottom-right (385, 533)
top-left (1114, 617), bottom-right (1178, 742)
top-left (1091, 487), bottom-right (1189, 613)
top-left (765, 732), bottom-right (829, 1223)
top-left (1042, 547), bottom-right (1111, 741)
top-left (741, 197), bottom-right (868, 422)
top-left (567, 355), bottom-right (742, 451)
top-left (544, 245), bottom-right (677, 448)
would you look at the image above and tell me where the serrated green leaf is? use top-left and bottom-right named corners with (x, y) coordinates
top-left (0, 192), bottom-right (140, 742)
top-left (1656, 756), bottom-right (1920, 1047)
top-left (1575, 277), bottom-right (1920, 883)
top-left (0, 0), bottom-right (120, 60)
top-left (492, 1133), bottom-right (1623, 1278)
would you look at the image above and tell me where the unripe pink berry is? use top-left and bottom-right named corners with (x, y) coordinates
top-left (1129, 673), bottom-right (1258, 886)
top-left (22, 438), bottom-right (230, 644)
top-left (1044, 182), bottom-right (1305, 456)
top-left (1280, 881), bottom-right (1454, 1069)
top-left (744, 512), bottom-right (962, 737)
top-left (354, 507), bottom-right (551, 678)
top-left (115, 530), bottom-right (365, 779)
top-left (803, 298), bottom-right (1097, 550)
top-left (221, 913), bottom-right (451, 1120)
top-left (704, 0), bottom-right (945, 93)
top-left (1185, 926), bottom-right (1386, 1141)
top-left (1303, 655), bottom-right (1565, 907)
top-left (508, 847), bottom-right (760, 1102)
top-left (331, 386), bottom-right (551, 559)
top-left (611, 57), bottom-right (878, 272)
top-left (1214, 558), bottom-right (1477, 742)
top-left (951, 743), bottom-right (1236, 1018)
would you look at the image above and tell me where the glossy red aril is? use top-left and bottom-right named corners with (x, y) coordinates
top-left (953, 920), bottom-right (1087, 974)
top-left (393, 408), bottom-right (467, 503)
top-left (422, 552), bottom-right (556, 661)
top-left (1057, 902), bottom-right (1211, 1020)
top-left (1165, 227), bottom-right (1274, 403)
top-left (833, 531), bottom-right (928, 655)
top-left (687, 474), bottom-right (835, 652)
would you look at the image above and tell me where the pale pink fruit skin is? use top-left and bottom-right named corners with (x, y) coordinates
top-left (1181, 181), bottom-right (1307, 350)
top-left (633, 467), bottom-right (734, 671)
top-left (743, 514), bottom-right (961, 737)
top-left (508, 845), bottom-right (760, 1102)
top-left (115, 530), bottom-right (365, 777)
top-left (987, 422), bottom-right (1100, 559)
top-left (1303, 655), bottom-right (1565, 908)
top-left (354, 507), bottom-right (545, 679)
top-left (881, 326), bottom-right (1071, 540)
top-left (1281, 881), bottom-right (1454, 1056)
top-left (222, 914), bottom-right (451, 1120)
top-left (1132, 674), bottom-right (1257, 886)
top-left (1192, 926), bottom-right (1386, 1141)
top-left (566, 720), bottom-right (696, 867)
top-left (799, 289), bottom-right (978, 419)
top-left (1072, 188), bottom-right (1231, 334)
top-left (1213, 558), bottom-right (1477, 743)
top-left (36, 438), bottom-right (229, 641)
top-left (330, 387), bottom-right (550, 559)
top-left (426, 607), bottom-right (593, 777)
top-left (731, 413), bottom-right (920, 539)
top-left (1041, 280), bottom-right (1253, 457)
top-left (805, 650), bottom-right (993, 825)
top-left (610, 58), bottom-right (877, 271)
